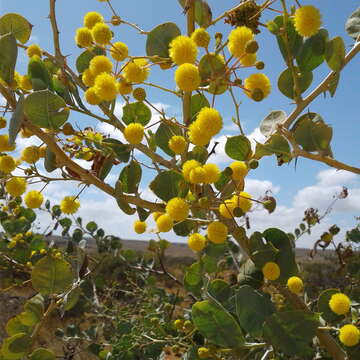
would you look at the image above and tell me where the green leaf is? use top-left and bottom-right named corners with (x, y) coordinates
top-left (198, 53), bottom-right (227, 94)
top-left (31, 255), bottom-right (74, 296)
top-left (278, 67), bottom-right (313, 99)
top-left (263, 311), bottom-right (318, 357)
top-left (98, 155), bottom-right (113, 181)
top-left (63, 287), bottom-right (81, 311)
top-left (1, 333), bottom-right (31, 359)
top-left (346, 7), bottom-right (360, 40)
top-left (296, 29), bottom-right (328, 72)
top-left (30, 348), bottom-right (56, 360)
top-left (150, 170), bottom-right (188, 202)
top-left (0, 13), bottom-right (32, 44)
top-left (76, 47), bottom-right (105, 73)
top-left (260, 110), bottom-right (286, 137)
top-left (146, 22), bottom-right (181, 58)
top-left (173, 219), bottom-right (196, 237)
top-left (192, 300), bottom-right (245, 348)
top-left (190, 93), bottom-right (209, 123)
top-left (102, 138), bottom-right (131, 163)
top-left (178, 0), bottom-right (212, 27)
top-left (24, 90), bottom-right (70, 130)
top-left (208, 279), bottom-right (232, 304)
top-left (249, 232), bottom-right (278, 268)
top-left (225, 135), bottom-right (252, 161)
top-left (188, 146), bottom-right (208, 164)
top-left (328, 72), bottom-right (340, 98)
top-left (115, 180), bottom-right (136, 215)
top-left (122, 102), bottom-right (151, 126)
top-left (235, 285), bottom-right (275, 337)
top-left (255, 134), bottom-right (291, 164)
top-left (22, 294), bottom-right (44, 325)
top-left (9, 94), bottom-right (24, 146)
top-left (184, 262), bottom-right (203, 297)
top-left (317, 288), bottom-right (345, 323)
top-left (155, 122), bottom-right (182, 156)
top-left (28, 55), bottom-right (53, 91)
top-left (44, 146), bottom-right (57, 172)
top-left (214, 171), bottom-right (236, 197)
top-left (325, 36), bottom-right (345, 71)
top-left (6, 317), bottom-right (29, 336)
top-left (86, 221), bottom-right (98, 233)
top-left (119, 160), bottom-right (142, 194)
top-left (0, 33), bottom-right (17, 85)
top-left (137, 206), bottom-right (150, 222)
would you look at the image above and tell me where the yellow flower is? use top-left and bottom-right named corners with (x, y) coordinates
top-left (244, 73), bottom-right (271, 101)
top-left (219, 199), bottom-right (236, 219)
top-left (203, 163), bottom-right (220, 184)
top-left (182, 159), bottom-right (201, 182)
top-left (117, 79), bottom-right (133, 95)
top-left (287, 276), bottom-right (304, 294)
top-left (60, 196), bottom-right (80, 214)
top-left (329, 293), bottom-right (350, 315)
top-left (169, 35), bottom-right (198, 65)
top-left (232, 192), bottom-right (252, 213)
top-left (188, 233), bottom-right (206, 252)
top-left (110, 42), bottom-right (129, 62)
top-left (189, 166), bottom-right (206, 184)
top-left (166, 197), bottom-right (189, 222)
top-left (84, 11), bottom-right (104, 29)
top-left (229, 161), bottom-right (248, 180)
top-left (294, 5), bottom-right (322, 37)
top-left (156, 214), bottom-right (174, 232)
top-left (339, 324), bottom-right (360, 347)
top-left (197, 347), bottom-right (211, 359)
top-left (19, 75), bottom-right (32, 91)
top-left (24, 190), bottom-right (44, 209)
top-left (21, 146), bottom-right (40, 163)
top-left (262, 262), bottom-right (280, 281)
top-left (124, 123), bottom-right (144, 144)
top-left (240, 53), bottom-right (257, 66)
top-left (175, 63), bottom-right (200, 92)
top-left (134, 220), bottom-right (147, 234)
top-left (85, 87), bottom-right (102, 105)
top-left (228, 26), bottom-right (254, 59)
top-left (75, 27), bottom-right (93, 48)
top-left (39, 146), bottom-right (47, 158)
top-left (94, 73), bottom-right (117, 101)
top-left (196, 107), bottom-right (223, 137)
top-left (123, 59), bottom-right (150, 83)
top-left (191, 28), bottom-right (210, 48)
top-left (152, 212), bottom-right (163, 221)
top-left (188, 122), bottom-right (212, 146)
top-left (6, 177), bottom-right (27, 197)
top-left (89, 55), bottom-right (113, 77)
top-left (0, 134), bottom-right (15, 152)
top-left (168, 135), bottom-right (187, 154)
top-left (0, 155), bottom-right (16, 174)
top-left (207, 221), bottom-right (228, 244)
top-left (26, 44), bottom-right (42, 58)
top-left (82, 69), bottom-right (95, 87)
top-left (133, 87), bottom-right (146, 102)
top-left (92, 22), bottom-right (112, 45)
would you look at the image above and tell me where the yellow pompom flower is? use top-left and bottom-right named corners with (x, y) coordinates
top-left (110, 42), bottom-right (129, 62)
top-left (75, 27), bottom-right (93, 48)
top-left (188, 233), bottom-right (206, 252)
top-left (124, 123), bottom-right (144, 144)
top-left (89, 55), bottom-right (113, 77)
top-left (228, 26), bottom-right (254, 59)
top-left (188, 122), bottom-right (212, 146)
top-left (329, 293), bottom-right (350, 315)
top-left (287, 276), bottom-right (304, 294)
top-left (19, 75), bottom-right (32, 91)
top-left (175, 63), bottom-right (200, 92)
top-left (182, 159), bottom-right (201, 182)
top-left (92, 22), bottom-right (112, 45)
top-left (39, 146), bottom-right (47, 158)
top-left (233, 192), bottom-right (252, 213)
top-left (21, 146), bottom-right (40, 164)
top-left (24, 190), bottom-right (44, 209)
top-left (203, 163), bottom-right (220, 184)
top-left (196, 107), bottom-right (223, 136)
top-left (134, 220), bottom-right (147, 234)
top-left (339, 324), bottom-right (360, 347)
top-left (27, 44), bottom-right (42, 58)
top-left (123, 59), bottom-right (150, 83)
top-left (152, 212), bottom-right (163, 221)
top-left (240, 53), bottom-right (257, 67)
top-left (117, 79), bottom-right (133, 95)
top-left (6, 177), bottom-right (27, 197)
top-left (219, 199), bottom-right (236, 219)
top-left (229, 161), bottom-right (248, 180)
top-left (0, 134), bottom-right (15, 152)
top-left (0, 155), bottom-right (16, 174)
top-left (156, 214), bottom-right (174, 232)
top-left (85, 87), bottom-right (102, 105)
top-left (84, 11), bottom-right (104, 29)
top-left (294, 5), bottom-right (322, 38)
top-left (168, 135), bottom-right (187, 154)
top-left (197, 347), bottom-right (211, 359)
top-left (94, 73), bottom-right (117, 101)
top-left (166, 197), bottom-right (189, 222)
top-left (60, 196), bottom-right (80, 214)
top-left (169, 35), bottom-right (198, 65)
top-left (262, 262), bottom-right (280, 281)
top-left (82, 69), bottom-right (95, 87)
top-left (189, 166), bottom-right (206, 184)
top-left (191, 28), bottom-right (210, 48)
top-left (207, 221), bottom-right (228, 244)
top-left (244, 73), bottom-right (271, 101)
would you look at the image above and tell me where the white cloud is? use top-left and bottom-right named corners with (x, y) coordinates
top-left (317, 168), bottom-right (357, 187)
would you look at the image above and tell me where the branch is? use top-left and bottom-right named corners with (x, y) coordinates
top-left (49, 0), bottom-right (64, 64)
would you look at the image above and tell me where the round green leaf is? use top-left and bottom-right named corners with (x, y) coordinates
top-left (24, 90), bottom-right (70, 130)
top-left (278, 67), bottom-right (313, 99)
top-left (115, 180), bottom-right (137, 215)
top-left (198, 53), bottom-right (227, 87)
top-left (146, 22), bottom-right (181, 58)
top-left (9, 94), bottom-right (24, 146)
top-left (30, 348), bottom-right (56, 360)
top-left (6, 317), bottom-right (29, 337)
top-left (122, 102), bottom-right (152, 126)
top-left (155, 122), bottom-right (182, 156)
top-left (119, 160), bottom-right (142, 194)
top-left (0, 13), bottom-right (32, 44)
top-left (325, 36), bottom-right (345, 71)
top-left (1, 333), bottom-right (31, 359)
top-left (76, 47), bottom-right (105, 73)
top-left (31, 255), bottom-right (74, 296)
top-left (208, 279), bottom-right (232, 304)
top-left (224, 135), bottom-right (252, 161)
top-left (260, 110), bottom-right (286, 137)
top-left (44, 147), bottom-right (58, 173)
top-left (317, 288), bottom-right (345, 323)
top-left (190, 93), bottom-right (209, 123)
top-left (0, 33), bottom-right (17, 85)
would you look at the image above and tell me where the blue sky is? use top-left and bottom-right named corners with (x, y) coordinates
top-left (1, 0), bottom-right (359, 248)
